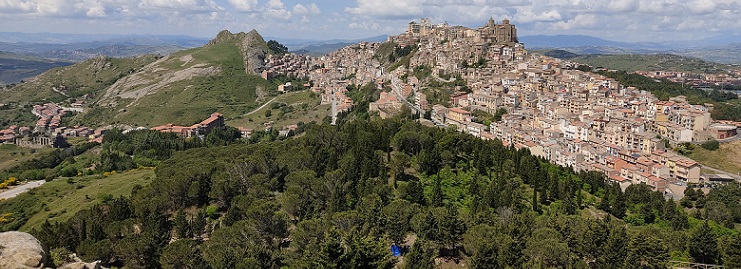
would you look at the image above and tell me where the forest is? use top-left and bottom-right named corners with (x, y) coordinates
top-left (1, 116), bottom-right (741, 268)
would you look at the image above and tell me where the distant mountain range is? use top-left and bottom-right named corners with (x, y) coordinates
top-left (0, 32), bottom-right (209, 63)
top-left (268, 35), bottom-right (389, 56)
top-left (520, 34), bottom-right (741, 64)
top-left (0, 52), bottom-right (73, 85)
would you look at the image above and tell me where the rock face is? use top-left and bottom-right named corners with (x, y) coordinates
top-left (0, 231), bottom-right (47, 269)
top-left (208, 29), bottom-right (268, 75)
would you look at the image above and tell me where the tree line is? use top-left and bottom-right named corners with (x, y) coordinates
top-left (0, 116), bottom-right (737, 268)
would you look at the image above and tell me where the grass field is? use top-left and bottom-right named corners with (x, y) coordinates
top-left (689, 140), bottom-right (741, 175)
top-left (8, 168), bottom-right (155, 231)
top-left (227, 90), bottom-right (329, 129)
top-left (0, 144), bottom-right (54, 172)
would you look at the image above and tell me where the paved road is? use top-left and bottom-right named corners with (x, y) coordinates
top-left (700, 165), bottom-right (741, 180)
top-left (331, 89), bottom-right (338, 125)
top-left (0, 180), bottom-right (45, 200)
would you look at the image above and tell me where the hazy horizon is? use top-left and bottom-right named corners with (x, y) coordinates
top-left (0, 0), bottom-right (739, 44)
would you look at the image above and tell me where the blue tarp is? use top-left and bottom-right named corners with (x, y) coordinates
top-left (391, 244), bottom-right (402, 257)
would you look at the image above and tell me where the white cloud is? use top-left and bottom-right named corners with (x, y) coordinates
top-left (309, 3), bottom-right (321, 14)
top-left (515, 9), bottom-right (561, 23)
top-left (0, 0), bottom-right (37, 13)
top-left (349, 21), bottom-right (381, 31)
top-left (345, 0), bottom-right (424, 19)
top-left (262, 0), bottom-right (291, 20)
top-left (86, 5), bottom-right (107, 17)
top-left (606, 0), bottom-right (637, 12)
top-left (293, 3), bottom-right (320, 15)
top-left (552, 13), bottom-right (597, 30)
top-left (688, 0), bottom-right (717, 15)
top-left (228, 0), bottom-right (258, 12)
top-left (267, 0), bottom-right (284, 9)
top-left (138, 0), bottom-right (223, 12)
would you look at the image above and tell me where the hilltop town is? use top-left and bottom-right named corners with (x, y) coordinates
top-left (260, 18), bottom-right (741, 197)
top-left (3, 18), bottom-right (740, 198)
top-left (5, 16), bottom-right (741, 269)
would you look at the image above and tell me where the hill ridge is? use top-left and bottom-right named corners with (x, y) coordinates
top-left (4, 29), bottom-right (277, 127)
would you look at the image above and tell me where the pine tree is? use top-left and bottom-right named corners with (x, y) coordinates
top-left (532, 188), bottom-right (539, 212)
top-left (721, 233), bottom-right (741, 268)
top-left (689, 221), bottom-right (719, 264)
top-left (624, 230), bottom-right (668, 269)
top-left (470, 243), bottom-right (499, 269)
top-left (174, 209), bottom-right (191, 239)
top-left (431, 176), bottom-right (444, 207)
top-left (403, 239), bottom-right (435, 269)
top-left (611, 191), bottom-right (627, 219)
top-left (597, 220), bottom-right (627, 269)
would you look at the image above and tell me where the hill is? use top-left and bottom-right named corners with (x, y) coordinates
top-left (3, 29), bottom-right (280, 127)
top-left (567, 54), bottom-right (729, 73)
top-left (293, 42), bottom-right (354, 56)
top-left (682, 43), bottom-right (741, 65)
top-left (0, 52), bottom-right (73, 85)
top-left (521, 35), bottom-right (741, 64)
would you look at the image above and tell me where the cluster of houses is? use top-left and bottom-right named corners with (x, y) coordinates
top-left (151, 113), bottom-right (225, 138)
top-left (636, 70), bottom-right (741, 87)
top-left (1, 103), bottom-right (104, 147)
top-left (425, 55), bottom-right (739, 193)
top-left (342, 18), bottom-right (739, 195)
top-left (261, 53), bottom-right (312, 80)
top-left (307, 43), bottom-right (385, 117)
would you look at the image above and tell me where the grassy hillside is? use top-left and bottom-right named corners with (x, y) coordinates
top-left (0, 168), bottom-right (154, 232)
top-left (68, 40), bottom-right (277, 127)
top-left (689, 140), bottom-right (741, 175)
top-left (0, 106), bottom-right (37, 129)
top-left (0, 145), bottom-right (55, 172)
top-left (570, 54), bottom-right (728, 74)
top-left (227, 91), bottom-right (328, 129)
top-left (4, 30), bottom-right (280, 128)
top-left (2, 55), bottom-right (159, 103)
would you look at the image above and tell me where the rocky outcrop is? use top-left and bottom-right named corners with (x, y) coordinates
top-left (0, 231), bottom-right (47, 269)
top-left (57, 261), bottom-right (102, 269)
top-left (208, 29), bottom-right (268, 75)
top-left (238, 29), bottom-right (269, 75)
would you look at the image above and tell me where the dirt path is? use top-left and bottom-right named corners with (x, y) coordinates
top-left (244, 96), bottom-right (278, 116)
top-left (0, 180), bottom-right (45, 200)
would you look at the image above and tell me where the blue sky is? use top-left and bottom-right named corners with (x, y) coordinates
top-left (1, 0), bottom-right (739, 42)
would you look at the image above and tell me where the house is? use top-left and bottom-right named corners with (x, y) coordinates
top-left (152, 113), bottom-right (225, 138)
top-left (447, 107), bottom-right (471, 123)
top-left (674, 158), bottom-right (701, 183)
top-left (708, 123), bottom-right (738, 140)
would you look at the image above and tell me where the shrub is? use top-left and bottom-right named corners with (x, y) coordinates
top-left (701, 139), bottom-right (720, 151)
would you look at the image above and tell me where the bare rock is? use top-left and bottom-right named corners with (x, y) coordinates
top-left (57, 261), bottom-right (102, 269)
top-left (0, 231), bottom-right (47, 269)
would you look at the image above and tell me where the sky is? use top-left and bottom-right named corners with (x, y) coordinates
top-left (0, 0), bottom-right (740, 42)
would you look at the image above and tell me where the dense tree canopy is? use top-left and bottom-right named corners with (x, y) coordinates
top-left (0, 115), bottom-right (738, 268)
